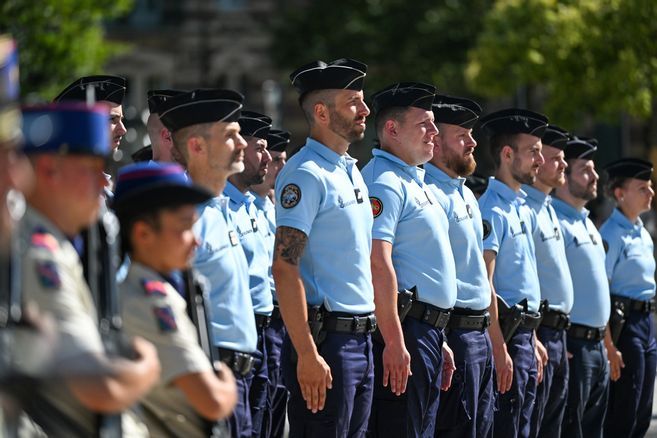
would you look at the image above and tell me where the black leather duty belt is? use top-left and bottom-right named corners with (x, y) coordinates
top-left (611, 295), bottom-right (656, 314)
top-left (254, 313), bottom-right (271, 330)
top-left (406, 301), bottom-right (451, 329)
top-left (322, 313), bottom-right (377, 334)
top-left (214, 348), bottom-right (255, 377)
top-left (567, 323), bottom-right (606, 342)
top-left (519, 312), bottom-right (542, 330)
top-left (447, 308), bottom-right (490, 331)
top-left (540, 309), bottom-right (570, 330)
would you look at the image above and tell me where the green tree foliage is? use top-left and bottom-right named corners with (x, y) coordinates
top-left (271, 0), bottom-right (493, 96)
top-left (466, 0), bottom-right (657, 127)
top-left (0, 0), bottom-right (133, 100)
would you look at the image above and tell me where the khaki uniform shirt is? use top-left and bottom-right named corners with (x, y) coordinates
top-left (20, 206), bottom-right (148, 437)
top-left (121, 261), bottom-right (213, 438)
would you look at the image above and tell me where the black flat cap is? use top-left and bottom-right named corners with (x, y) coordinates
top-left (238, 111), bottom-right (272, 140)
top-left (158, 89), bottom-right (243, 132)
top-left (541, 125), bottom-right (570, 150)
top-left (478, 108), bottom-right (548, 138)
top-left (565, 136), bottom-right (597, 160)
top-left (54, 75), bottom-right (126, 105)
top-left (147, 89), bottom-right (185, 114)
top-left (290, 58), bottom-right (367, 97)
top-left (371, 82), bottom-right (437, 114)
top-left (432, 95), bottom-right (482, 129)
top-left (605, 158), bottom-right (653, 181)
top-left (268, 129), bottom-right (290, 153)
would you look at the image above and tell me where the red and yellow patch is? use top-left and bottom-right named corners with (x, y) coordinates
top-left (370, 197), bottom-right (383, 218)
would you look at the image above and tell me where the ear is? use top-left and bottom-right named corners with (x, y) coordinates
top-left (613, 186), bottom-right (624, 202)
top-left (501, 144), bottom-right (514, 163)
top-left (383, 119), bottom-right (398, 139)
top-left (161, 127), bottom-right (172, 145)
top-left (314, 102), bottom-right (330, 125)
top-left (187, 135), bottom-right (204, 156)
top-left (131, 220), bottom-right (154, 249)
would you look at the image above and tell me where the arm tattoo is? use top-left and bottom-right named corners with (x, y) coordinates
top-left (273, 226), bottom-right (308, 266)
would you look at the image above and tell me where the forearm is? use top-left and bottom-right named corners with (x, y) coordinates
top-left (371, 249), bottom-right (404, 345)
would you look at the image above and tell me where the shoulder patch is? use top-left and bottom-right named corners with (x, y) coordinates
top-left (35, 261), bottom-right (61, 289)
top-left (482, 219), bottom-right (492, 240)
top-left (370, 197), bottom-right (383, 218)
top-left (152, 305), bottom-right (178, 332)
top-left (603, 239), bottom-right (609, 253)
top-left (280, 184), bottom-right (301, 209)
top-left (31, 232), bottom-right (58, 252)
top-left (141, 279), bottom-right (168, 297)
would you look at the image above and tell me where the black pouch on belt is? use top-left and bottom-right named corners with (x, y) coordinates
top-left (372, 286), bottom-right (416, 344)
top-left (609, 298), bottom-right (627, 345)
top-left (498, 297), bottom-right (526, 343)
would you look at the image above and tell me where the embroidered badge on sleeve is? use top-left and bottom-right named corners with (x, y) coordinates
top-left (370, 197), bottom-right (383, 218)
top-left (152, 305), bottom-right (178, 332)
top-left (280, 184), bottom-right (301, 209)
top-left (36, 261), bottom-right (61, 289)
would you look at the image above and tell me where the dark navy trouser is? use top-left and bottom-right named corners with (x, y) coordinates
top-left (530, 326), bottom-right (569, 438)
top-left (434, 328), bottom-right (494, 438)
top-left (248, 325), bottom-right (269, 437)
top-left (261, 317), bottom-right (287, 438)
top-left (368, 317), bottom-right (444, 437)
top-left (604, 311), bottom-right (657, 438)
top-left (493, 327), bottom-right (537, 438)
top-left (228, 374), bottom-right (252, 438)
top-left (561, 337), bottom-right (609, 438)
top-left (282, 331), bottom-right (374, 438)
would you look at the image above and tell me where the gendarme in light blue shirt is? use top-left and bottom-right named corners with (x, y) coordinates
top-left (424, 163), bottom-right (490, 310)
top-left (552, 197), bottom-right (610, 327)
top-left (600, 208), bottom-right (656, 301)
top-left (479, 177), bottom-right (541, 312)
top-left (522, 184), bottom-right (574, 313)
top-left (224, 182), bottom-right (274, 316)
top-left (252, 192), bottom-right (277, 299)
top-left (362, 149), bottom-right (457, 309)
top-left (274, 137), bottom-right (375, 314)
top-left (193, 195), bottom-right (257, 353)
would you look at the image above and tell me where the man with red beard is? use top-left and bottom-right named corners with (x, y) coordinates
top-left (427, 95), bottom-right (495, 438)
top-left (224, 110), bottom-right (274, 437)
top-left (477, 109), bottom-right (547, 438)
top-left (523, 126), bottom-right (574, 438)
top-left (552, 137), bottom-right (610, 438)
top-left (273, 58), bottom-right (376, 437)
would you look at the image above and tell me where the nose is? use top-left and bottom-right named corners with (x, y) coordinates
top-left (263, 149), bottom-right (272, 165)
top-left (116, 119), bottom-right (127, 136)
top-left (358, 100), bottom-right (370, 118)
top-left (236, 133), bottom-right (247, 150)
top-left (536, 151), bottom-right (545, 166)
top-left (428, 120), bottom-right (439, 138)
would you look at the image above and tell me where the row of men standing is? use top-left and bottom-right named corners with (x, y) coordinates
top-left (2, 39), bottom-right (656, 438)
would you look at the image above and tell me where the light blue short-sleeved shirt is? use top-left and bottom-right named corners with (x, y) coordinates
top-left (274, 137), bottom-right (375, 314)
top-left (424, 164), bottom-right (490, 310)
top-left (361, 149), bottom-right (457, 309)
top-left (193, 196), bottom-right (257, 353)
top-left (522, 184), bottom-right (574, 313)
top-left (478, 178), bottom-right (541, 313)
top-left (552, 198), bottom-right (610, 327)
top-left (224, 182), bottom-right (274, 316)
top-left (600, 208), bottom-right (656, 301)
top-left (252, 193), bottom-right (277, 299)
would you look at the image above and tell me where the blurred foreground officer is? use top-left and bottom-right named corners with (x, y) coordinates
top-left (146, 89), bottom-right (184, 163)
top-left (273, 58), bottom-right (376, 437)
top-left (159, 89), bottom-right (257, 438)
top-left (428, 95), bottom-right (495, 438)
top-left (54, 75), bottom-right (127, 151)
top-left (525, 125), bottom-right (574, 438)
top-left (113, 162), bottom-right (237, 437)
top-left (552, 137), bottom-right (610, 438)
top-left (225, 110), bottom-right (274, 436)
top-left (362, 82), bottom-right (455, 437)
top-left (250, 128), bottom-right (291, 438)
top-left (601, 158), bottom-right (656, 437)
top-left (19, 103), bottom-right (160, 437)
top-left (478, 108), bottom-right (546, 438)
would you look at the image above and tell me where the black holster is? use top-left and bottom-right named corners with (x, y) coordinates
top-left (372, 287), bottom-right (415, 344)
top-left (498, 297), bottom-right (526, 343)
top-left (609, 299), bottom-right (627, 344)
